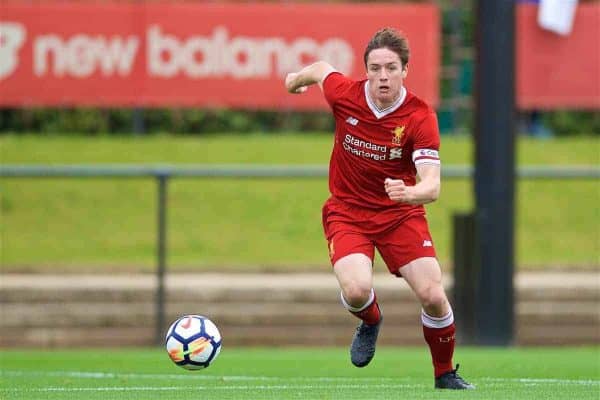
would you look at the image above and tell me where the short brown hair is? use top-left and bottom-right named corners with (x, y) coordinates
top-left (363, 27), bottom-right (410, 68)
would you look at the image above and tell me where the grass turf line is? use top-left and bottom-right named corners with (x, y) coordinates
top-left (1, 347), bottom-right (599, 400)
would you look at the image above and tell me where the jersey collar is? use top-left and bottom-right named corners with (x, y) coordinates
top-left (364, 82), bottom-right (407, 119)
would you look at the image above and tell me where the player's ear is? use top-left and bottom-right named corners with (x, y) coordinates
top-left (402, 63), bottom-right (408, 78)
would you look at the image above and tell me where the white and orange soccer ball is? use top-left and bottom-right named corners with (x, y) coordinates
top-left (165, 315), bottom-right (222, 370)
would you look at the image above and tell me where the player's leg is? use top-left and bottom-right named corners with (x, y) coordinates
top-left (400, 257), bottom-right (474, 389)
top-left (334, 253), bottom-right (380, 324)
top-left (399, 258), bottom-right (455, 374)
top-left (328, 231), bottom-right (382, 367)
top-left (334, 253), bottom-right (383, 367)
top-left (376, 216), bottom-right (474, 389)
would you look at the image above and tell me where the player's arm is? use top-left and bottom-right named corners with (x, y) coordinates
top-left (285, 61), bottom-right (336, 94)
top-left (385, 164), bottom-right (441, 205)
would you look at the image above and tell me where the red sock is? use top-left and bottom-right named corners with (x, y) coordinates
top-left (351, 298), bottom-right (381, 325)
top-left (422, 310), bottom-right (455, 377)
top-left (341, 290), bottom-right (382, 325)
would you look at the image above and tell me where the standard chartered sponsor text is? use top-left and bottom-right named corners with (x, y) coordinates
top-left (343, 134), bottom-right (387, 161)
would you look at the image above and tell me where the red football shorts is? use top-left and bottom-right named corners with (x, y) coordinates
top-left (322, 199), bottom-right (437, 277)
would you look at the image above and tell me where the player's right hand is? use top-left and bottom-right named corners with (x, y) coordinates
top-left (285, 73), bottom-right (307, 94)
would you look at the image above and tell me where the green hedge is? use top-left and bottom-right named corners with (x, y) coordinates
top-left (1, 108), bottom-right (598, 136)
top-left (0, 108), bottom-right (336, 135)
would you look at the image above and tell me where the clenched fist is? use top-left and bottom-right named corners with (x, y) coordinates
top-left (385, 178), bottom-right (415, 204)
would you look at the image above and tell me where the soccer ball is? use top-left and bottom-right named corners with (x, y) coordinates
top-left (165, 315), bottom-right (222, 370)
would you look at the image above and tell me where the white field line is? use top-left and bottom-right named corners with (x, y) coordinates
top-left (1, 384), bottom-right (423, 393)
top-left (1, 370), bottom-right (599, 393)
top-left (481, 377), bottom-right (600, 385)
top-left (2, 381), bottom-right (600, 394)
top-left (1, 370), bottom-right (281, 381)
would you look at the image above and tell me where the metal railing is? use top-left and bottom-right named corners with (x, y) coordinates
top-left (3, 164), bottom-right (599, 178)
top-left (2, 164), bottom-right (598, 344)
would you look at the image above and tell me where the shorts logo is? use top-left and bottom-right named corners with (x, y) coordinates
top-left (422, 240), bottom-right (432, 247)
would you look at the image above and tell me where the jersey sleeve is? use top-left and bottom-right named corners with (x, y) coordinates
top-left (322, 72), bottom-right (354, 109)
top-left (411, 111), bottom-right (441, 166)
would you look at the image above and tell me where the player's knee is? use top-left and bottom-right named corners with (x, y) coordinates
top-left (342, 282), bottom-right (372, 307)
top-left (417, 285), bottom-right (447, 311)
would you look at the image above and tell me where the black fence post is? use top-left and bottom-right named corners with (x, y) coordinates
top-left (156, 174), bottom-right (168, 345)
top-left (133, 108), bottom-right (145, 135)
top-left (452, 212), bottom-right (478, 344)
top-left (474, 0), bottom-right (516, 346)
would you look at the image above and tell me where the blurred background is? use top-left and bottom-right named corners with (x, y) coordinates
top-left (0, 0), bottom-right (598, 350)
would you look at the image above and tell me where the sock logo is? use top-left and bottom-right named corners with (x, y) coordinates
top-left (0, 22), bottom-right (26, 80)
top-left (439, 334), bottom-right (455, 343)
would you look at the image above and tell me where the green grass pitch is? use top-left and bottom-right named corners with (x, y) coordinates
top-left (2, 135), bottom-right (599, 270)
top-left (1, 347), bottom-right (598, 399)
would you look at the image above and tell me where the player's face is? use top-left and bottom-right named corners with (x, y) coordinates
top-left (366, 47), bottom-right (407, 108)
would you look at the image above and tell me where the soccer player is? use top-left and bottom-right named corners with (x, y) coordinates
top-left (284, 27), bottom-right (474, 390)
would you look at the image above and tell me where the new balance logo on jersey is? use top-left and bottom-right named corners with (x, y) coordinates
top-left (423, 240), bottom-right (432, 247)
top-left (345, 116), bottom-right (359, 126)
top-left (390, 148), bottom-right (403, 160)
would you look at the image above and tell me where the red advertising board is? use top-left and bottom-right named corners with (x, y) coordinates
top-left (516, 3), bottom-right (600, 109)
top-left (0, 2), bottom-right (440, 109)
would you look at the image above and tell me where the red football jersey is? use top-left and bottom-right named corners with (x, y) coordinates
top-left (322, 71), bottom-right (441, 218)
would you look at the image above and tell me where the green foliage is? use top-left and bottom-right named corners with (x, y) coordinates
top-left (544, 111), bottom-right (600, 136)
top-left (2, 107), bottom-right (598, 136)
top-left (0, 108), bottom-right (335, 135)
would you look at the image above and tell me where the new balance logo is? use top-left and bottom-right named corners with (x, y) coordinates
top-left (423, 240), bottom-right (432, 247)
top-left (345, 116), bottom-right (359, 126)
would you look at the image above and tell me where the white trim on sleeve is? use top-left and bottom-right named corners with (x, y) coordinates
top-left (320, 67), bottom-right (338, 86)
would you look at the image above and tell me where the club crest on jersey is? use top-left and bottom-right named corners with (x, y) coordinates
top-left (392, 126), bottom-right (405, 146)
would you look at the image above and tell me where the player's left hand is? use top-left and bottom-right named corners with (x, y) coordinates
top-left (384, 178), bottom-right (415, 204)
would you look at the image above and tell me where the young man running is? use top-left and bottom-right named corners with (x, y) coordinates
top-left (285, 27), bottom-right (474, 390)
